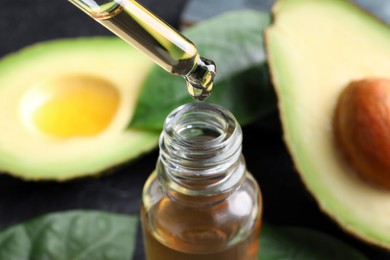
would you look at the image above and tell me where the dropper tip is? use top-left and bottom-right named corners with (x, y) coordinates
top-left (185, 57), bottom-right (216, 101)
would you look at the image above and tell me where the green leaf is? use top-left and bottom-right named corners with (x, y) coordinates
top-left (208, 63), bottom-right (275, 126)
top-left (0, 211), bottom-right (138, 260)
top-left (259, 225), bottom-right (368, 260)
top-left (130, 10), bottom-right (275, 130)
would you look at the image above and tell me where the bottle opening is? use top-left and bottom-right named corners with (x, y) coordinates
top-left (160, 102), bottom-right (242, 177)
top-left (159, 102), bottom-right (245, 195)
top-left (169, 103), bottom-right (235, 147)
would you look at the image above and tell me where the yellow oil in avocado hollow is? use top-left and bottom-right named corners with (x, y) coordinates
top-left (69, 0), bottom-right (216, 101)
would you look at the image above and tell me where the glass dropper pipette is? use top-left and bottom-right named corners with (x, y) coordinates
top-left (68, 0), bottom-right (216, 101)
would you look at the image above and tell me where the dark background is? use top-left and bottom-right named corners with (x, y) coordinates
top-left (0, 0), bottom-right (389, 259)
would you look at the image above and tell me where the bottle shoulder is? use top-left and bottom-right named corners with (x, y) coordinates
top-left (141, 171), bottom-right (261, 254)
top-left (142, 171), bottom-right (262, 230)
top-left (143, 170), bottom-right (261, 209)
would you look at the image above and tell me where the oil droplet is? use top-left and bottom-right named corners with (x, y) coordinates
top-left (185, 57), bottom-right (216, 101)
top-left (186, 81), bottom-right (214, 102)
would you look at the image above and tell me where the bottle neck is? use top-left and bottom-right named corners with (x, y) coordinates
top-left (157, 102), bottom-right (245, 197)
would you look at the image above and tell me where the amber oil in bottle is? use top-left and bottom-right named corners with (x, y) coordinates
top-left (141, 102), bottom-right (262, 259)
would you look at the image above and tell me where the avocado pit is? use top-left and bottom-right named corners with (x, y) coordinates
top-left (334, 78), bottom-right (390, 189)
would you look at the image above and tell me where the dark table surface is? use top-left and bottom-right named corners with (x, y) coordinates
top-left (0, 0), bottom-right (389, 259)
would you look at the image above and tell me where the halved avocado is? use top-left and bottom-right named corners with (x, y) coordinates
top-left (266, 0), bottom-right (390, 249)
top-left (0, 37), bottom-right (159, 181)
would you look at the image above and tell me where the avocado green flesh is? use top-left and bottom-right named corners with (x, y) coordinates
top-left (0, 38), bottom-right (159, 180)
top-left (266, 0), bottom-right (390, 248)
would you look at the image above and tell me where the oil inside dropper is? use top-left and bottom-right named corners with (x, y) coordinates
top-left (68, 0), bottom-right (217, 101)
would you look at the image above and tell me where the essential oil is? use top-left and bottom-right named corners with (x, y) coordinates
top-left (141, 103), bottom-right (262, 260)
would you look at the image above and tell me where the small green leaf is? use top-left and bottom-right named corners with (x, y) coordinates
top-left (130, 10), bottom-right (274, 130)
top-left (0, 211), bottom-right (138, 260)
top-left (259, 225), bottom-right (368, 260)
top-left (208, 63), bottom-right (275, 126)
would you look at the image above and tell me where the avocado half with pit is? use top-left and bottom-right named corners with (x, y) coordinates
top-left (266, 0), bottom-right (390, 249)
top-left (0, 37), bottom-right (159, 181)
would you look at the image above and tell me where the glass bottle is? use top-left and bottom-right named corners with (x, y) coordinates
top-left (141, 102), bottom-right (262, 260)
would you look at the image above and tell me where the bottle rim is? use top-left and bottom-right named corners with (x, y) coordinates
top-left (164, 102), bottom-right (237, 148)
top-left (158, 102), bottom-right (245, 196)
